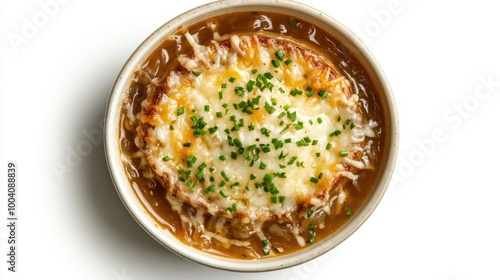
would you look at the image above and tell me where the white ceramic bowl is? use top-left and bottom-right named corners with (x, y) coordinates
top-left (105, 0), bottom-right (398, 272)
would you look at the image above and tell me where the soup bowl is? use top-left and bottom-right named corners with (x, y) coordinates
top-left (105, 0), bottom-right (398, 272)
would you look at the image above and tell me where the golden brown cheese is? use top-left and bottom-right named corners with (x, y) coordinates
top-left (135, 34), bottom-right (372, 226)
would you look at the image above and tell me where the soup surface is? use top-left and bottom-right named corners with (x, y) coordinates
top-left (119, 11), bottom-right (385, 259)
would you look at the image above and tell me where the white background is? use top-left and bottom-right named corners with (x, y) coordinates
top-left (1, 0), bottom-right (499, 279)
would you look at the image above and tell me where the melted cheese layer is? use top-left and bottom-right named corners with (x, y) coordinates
top-left (137, 34), bottom-right (371, 223)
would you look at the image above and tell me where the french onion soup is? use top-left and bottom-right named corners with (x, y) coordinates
top-left (119, 11), bottom-right (385, 259)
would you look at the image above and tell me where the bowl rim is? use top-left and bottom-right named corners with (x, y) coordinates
top-left (104, 0), bottom-right (399, 272)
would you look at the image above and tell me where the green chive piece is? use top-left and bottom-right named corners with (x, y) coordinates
top-left (162, 156), bottom-right (171, 162)
top-left (346, 208), bottom-right (354, 216)
top-left (204, 105), bottom-right (210, 112)
top-left (275, 50), bottom-right (285, 61)
top-left (259, 162), bottom-right (267, 170)
top-left (219, 155), bottom-right (227, 161)
top-left (219, 190), bottom-right (227, 198)
top-left (264, 102), bottom-right (275, 114)
top-left (204, 185), bottom-right (216, 194)
top-left (326, 143), bottom-right (332, 150)
top-left (229, 77), bottom-right (235, 83)
top-left (289, 19), bottom-right (299, 26)
top-left (177, 107), bottom-right (185, 115)
top-left (271, 59), bottom-right (280, 68)
top-left (310, 177), bottom-right (319, 183)
top-left (183, 142), bottom-right (192, 147)
top-left (339, 150), bottom-right (349, 157)
top-left (194, 71), bottom-right (201, 77)
top-left (251, 69), bottom-right (258, 74)
top-left (285, 58), bottom-right (292, 65)
top-left (317, 90), bottom-right (328, 99)
top-left (187, 155), bottom-right (197, 167)
top-left (330, 130), bottom-right (341, 137)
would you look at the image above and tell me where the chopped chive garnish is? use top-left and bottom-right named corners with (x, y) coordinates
top-left (270, 196), bottom-right (278, 204)
top-left (264, 102), bottom-right (275, 114)
top-left (285, 58), bottom-right (292, 65)
top-left (260, 127), bottom-right (271, 137)
top-left (275, 50), bottom-right (285, 61)
top-left (287, 111), bottom-right (297, 122)
top-left (350, 123), bottom-right (356, 130)
top-left (248, 123), bottom-right (255, 131)
top-left (310, 177), bottom-right (319, 183)
top-left (330, 130), bottom-right (342, 137)
top-left (312, 140), bottom-right (318, 146)
top-left (251, 69), bottom-right (258, 74)
top-left (339, 150), bottom-right (349, 157)
top-left (315, 152), bottom-right (321, 157)
top-left (250, 173), bottom-right (257, 180)
top-left (287, 156), bottom-right (297, 165)
top-left (264, 72), bottom-right (274, 79)
top-left (262, 240), bottom-right (270, 255)
top-left (260, 144), bottom-right (271, 153)
top-left (187, 155), bottom-right (197, 167)
top-left (219, 190), bottom-right (227, 198)
top-left (218, 91), bottom-right (223, 99)
top-left (246, 80), bottom-right (256, 92)
top-left (198, 163), bottom-right (206, 170)
top-left (317, 90), bottom-right (328, 99)
top-left (284, 138), bottom-right (291, 143)
top-left (162, 156), bottom-right (171, 162)
top-left (309, 224), bottom-right (317, 230)
top-left (229, 77), bottom-right (235, 83)
top-left (293, 122), bottom-right (304, 130)
top-left (234, 86), bottom-right (245, 96)
top-left (278, 196), bottom-right (286, 203)
top-left (318, 172), bottom-right (323, 179)
top-left (307, 231), bottom-right (316, 244)
top-left (317, 117), bottom-right (323, 124)
top-left (289, 19), bottom-right (299, 26)
top-left (231, 151), bottom-right (237, 159)
top-left (187, 181), bottom-right (196, 191)
top-left (208, 126), bottom-right (218, 134)
top-left (230, 182), bottom-right (240, 189)
top-left (216, 112), bottom-right (223, 118)
top-left (219, 155), bottom-right (227, 161)
top-left (232, 202), bottom-right (237, 212)
top-left (306, 209), bottom-right (313, 218)
top-left (194, 71), bottom-right (201, 76)
top-left (259, 162), bottom-right (267, 170)
top-left (221, 171), bottom-right (230, 182)
top-left (271, 59), bottom-right (280, 68)
top-left (337, 115), bottom-right (342, 122)
top-left (326, 143), bottom-right (332, 150)
top-left (204, 105), bottom-right (210, 112)
top-left (290, 88), bottom-right (302, 96)
top-left (176, 107), bottom-right (185, 115)
top-left (263, 173), bottom-right (274, 182)
top-left (183, 142), bottom-right (192, 147)
top-left (346, 208), bottom-right (353, 216)
top-left (196, 170), bottom-right (204, 180)
top-left (204, 185), bottom-right (215, 194)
